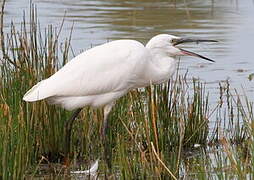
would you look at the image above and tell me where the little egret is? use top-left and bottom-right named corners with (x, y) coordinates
top-left (23, 34), bottom-right (217, 160)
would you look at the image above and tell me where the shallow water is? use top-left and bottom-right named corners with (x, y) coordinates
top-left (4, 0), bottom-right (254, 102)
top-left (2, 0), bottom-right (253, 178)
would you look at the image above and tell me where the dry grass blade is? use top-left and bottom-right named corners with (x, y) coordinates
top-left (151, 142), bottom-right (177, 180)
top-left (0, 2), bottom-right (253, 179)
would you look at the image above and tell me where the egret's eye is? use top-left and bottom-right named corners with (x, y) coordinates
top-left (170, 39), bottom-right (177, 45)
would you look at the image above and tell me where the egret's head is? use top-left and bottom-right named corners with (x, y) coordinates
top-left (146, 34), bottom-right (217, 62)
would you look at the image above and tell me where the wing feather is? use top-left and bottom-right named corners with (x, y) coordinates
top-left (23, 40), bottom-right (148, 101)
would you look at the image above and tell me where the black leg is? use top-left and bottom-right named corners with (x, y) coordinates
top-left (101, 103), bottom-right (114, 140)
top-left (101, 103), bottom-right (114, 170)
top-left (102, 115), bottom-right (112, 170)
top-left (64, 108), bottom-right (82, 161)
top-left (101, 113), bottom-right (109, 140)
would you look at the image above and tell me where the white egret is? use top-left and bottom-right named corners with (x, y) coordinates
top-left (23, 34), bottom-right (217, 159)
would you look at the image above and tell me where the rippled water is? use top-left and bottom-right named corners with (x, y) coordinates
top-left (3, 0), bottom-right (254, 101)
top-left (2, 0), bottom-right (253, 178)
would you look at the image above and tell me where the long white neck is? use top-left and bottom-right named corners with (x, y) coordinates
top-left (144, 48), bottom-right (177, 85)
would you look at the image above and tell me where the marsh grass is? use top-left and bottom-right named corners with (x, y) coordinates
top-left (0, 5), bottom-right (73, 179)
top-left (0, 5), bottom-right (253, 180)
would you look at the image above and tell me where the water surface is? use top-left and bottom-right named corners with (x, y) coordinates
top-left (3, 0), bottom-right (254, 103)
top-left (2, 0), bottom-right (254, 178)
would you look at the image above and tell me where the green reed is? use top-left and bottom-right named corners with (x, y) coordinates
top-left (0, 4), bottom-right (253, 180)
top-left (0, 5), bottom-right (72, 179)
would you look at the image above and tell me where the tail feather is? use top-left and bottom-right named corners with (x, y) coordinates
top-left (23, 80), bottom-right (52, 102)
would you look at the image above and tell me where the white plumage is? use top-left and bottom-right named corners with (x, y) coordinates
top-left (23, 34), bottom-right (216, 154)
top-left (23, 34), bottom-right (215, 111)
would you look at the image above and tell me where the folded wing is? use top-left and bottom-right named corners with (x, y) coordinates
top-left (23, 40), bottom-right (148, 102)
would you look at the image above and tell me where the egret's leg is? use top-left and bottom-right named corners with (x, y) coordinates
top-left (101, 102), bottom-right (115, 139)
top-left (64, 108), bottom-right (82, 161)
top-left (101, 102), bottom-right (115, 169)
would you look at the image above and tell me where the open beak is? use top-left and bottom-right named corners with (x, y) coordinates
top-left (173, 38), bottom-right (218, 62)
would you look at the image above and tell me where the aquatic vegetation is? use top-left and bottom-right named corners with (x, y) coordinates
top-left (0, 4), bottom-right (253, 180)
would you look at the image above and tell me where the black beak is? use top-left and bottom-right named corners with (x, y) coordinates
top-left (172, 38), bottom-right (218, 63)
top-left (178, 48), bottom-right (215, 62)
top-left (172, 38), bottom-right (218, 46)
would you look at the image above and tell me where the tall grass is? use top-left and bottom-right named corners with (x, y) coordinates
top-left (0, 5), bottom-right (72, 179)
top-left (182, 89), bottom-right (253, 179)
top-left (0, 4), bottom-right (253, 180)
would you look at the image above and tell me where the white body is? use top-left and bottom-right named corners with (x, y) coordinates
top-left (23, 34), bottom-right (180, 110)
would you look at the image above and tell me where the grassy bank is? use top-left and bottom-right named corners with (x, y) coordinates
top-left (0, 5), bottom-right (253, 180)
